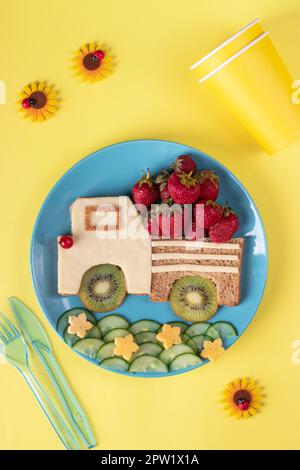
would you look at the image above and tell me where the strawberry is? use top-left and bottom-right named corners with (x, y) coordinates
top-left (160, 185), bottom-right (172, 204)
top-left (167, 171), bottom-right (201, 204)
top-left (173, 154), bottom-right (197, 174)
top-left (197, 170), bottom-right (219, 201)
top-left (147, 214), bottom-right (161, 238)
top-left (155, 170), bottom-right (173, 204)
top-left (184, 203), bottom-right (204, 240)
top-left (185, 220), bottom-right (203, 240)
top-left (194, 200), bottom-right (223, 229)
top-left (132, 170), bottom-right (159, 207)
top-left (160, 210), bottom-right (183, 239)
top-left (148, 206), bottom-right (183, 239)
top-left (208, 207), bottom-right (239, 243)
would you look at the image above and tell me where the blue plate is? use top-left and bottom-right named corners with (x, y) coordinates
top-left (31, 139), bottom-right (268, 377)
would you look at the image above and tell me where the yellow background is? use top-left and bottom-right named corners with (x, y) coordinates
top-left (0, 0), bottom-right (300, 450)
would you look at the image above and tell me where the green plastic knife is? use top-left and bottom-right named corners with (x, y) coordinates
top-left (8, 296), bottom-right (96, 449)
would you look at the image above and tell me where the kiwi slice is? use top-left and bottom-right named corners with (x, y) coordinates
top-left (79, 264), bottom-right (126, 313)
top-left (170, 275), bottom-right (218, 322)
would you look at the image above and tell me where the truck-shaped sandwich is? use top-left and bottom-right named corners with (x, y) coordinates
top-left (58, 196), bottom-right (243, 307)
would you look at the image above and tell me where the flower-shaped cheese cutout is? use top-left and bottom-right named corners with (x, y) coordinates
top-left (201, 337), bottom-right (225, 362)
top-left (156, 324), bottom-right (182, 350)
top-left (67, 313), bottom-right (93, 339)
top-left (221, 378), bottom-right (263, 419)
top-left (114, 334), bottom-right (139, 361)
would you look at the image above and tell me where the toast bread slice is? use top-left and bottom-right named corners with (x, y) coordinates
top-left (150, 238), bottom-right (244, 306)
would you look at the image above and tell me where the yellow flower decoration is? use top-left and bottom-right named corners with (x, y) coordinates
top-left (114, 334), bottom-right (139, 361)
top-left (201, 337), bottom-right (225, 362)
top-left (67, 312), bottom-right (93, 339)
top-left (156, 324), bottom-right (182, 350)
top-left (221, 378), bottom-right (263, 419)
top-left (18, 81), bottom-right (59, 122)
top-left (72, 42), bottom-right (114, 83)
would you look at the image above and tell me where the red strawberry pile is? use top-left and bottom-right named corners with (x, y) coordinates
top-left (131, 154), bottom-right (239, 243)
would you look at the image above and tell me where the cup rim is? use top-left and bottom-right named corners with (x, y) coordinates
top-left (198, 31), bottom-right (269, 83)
top-left (190, 18), bottom-right (260, 71)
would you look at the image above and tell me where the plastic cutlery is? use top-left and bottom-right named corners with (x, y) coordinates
top-left (0, 312), bottom-right (81, 450)
top-left (8, 297), bottom-right (96, 449)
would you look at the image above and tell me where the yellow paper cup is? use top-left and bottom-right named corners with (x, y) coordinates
top-left (191, 31), bottom-right (300, 153)
top-left (191, 18), bottom-right (264, 80)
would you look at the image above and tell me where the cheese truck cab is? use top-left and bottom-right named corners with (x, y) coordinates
top-left (57, 196), bottom-right (152, 296)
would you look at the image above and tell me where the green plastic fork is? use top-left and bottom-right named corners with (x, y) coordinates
top-left (0, 312), bottom-right (81, 450)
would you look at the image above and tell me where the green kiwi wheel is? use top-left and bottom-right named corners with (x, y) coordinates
top-left (169, 275), bottom-right (218, 322)
top-left (79, 264), bottom-right (127, 313)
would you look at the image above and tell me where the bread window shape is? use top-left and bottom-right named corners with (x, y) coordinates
top-left (85, 204), bottom-right (120, 232)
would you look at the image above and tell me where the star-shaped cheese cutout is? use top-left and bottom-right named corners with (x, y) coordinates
top-left (156, 324), bottom-right (182, 350)
top-left (114, 334), bottom-right (139, 361)
top-left (201, 337), bottom-right (225, 362)
top-left (67, 312), bottom-right (93, 339)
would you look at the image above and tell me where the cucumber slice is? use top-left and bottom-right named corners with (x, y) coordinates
top-left (170, 353), bottom-right (202, 371)
top-left (135, 332), bottom-right (158, 344)
top-left (103, 328), bottom-right (130, 342)
top-left (63, 324), bottom-right (101, 347)
top-left (129, 355), bottom-right (168, 373)
top-left (212, 321), bottom-right (238, 341)
top-left (130, 342), bottom-right (162, 362)
top-left (168, 321), bottom-right (188, 333)
top-left (158, 322), bottom-right (188, 334)
top-left (97, 315), bottom-right (129, 336)
top-left (63, 330), bottom-right (79, 347)
top-left (73, 338), bottom-right (104, 360)
top-left (129, 319), bottom-right (160, 334)
top-left (185, 322), bottom-right (210, 338)
top-left (96, 342), bottom-right (116, 362)
top-left (187, 334), bottom-right (207, 352)
top-left (57, 308), bottom-right (95, 336)
top-left (205, 325), bottom-right (220, 340)
top-left (159, 344), bottom-right (195, 365)
top-left (181, 333), bottom-right (190, 343)
top-left (100, 357), bottom-right (129, 372)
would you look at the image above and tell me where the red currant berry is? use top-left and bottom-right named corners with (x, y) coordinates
top-left (94, 50), bottom-right (105, 61)
top-left (237, 398), bottom-right (250, 411)
top-left (59, 235), bottom-right (73, 249)
top-left (22, 98), bottom-right (31, 109)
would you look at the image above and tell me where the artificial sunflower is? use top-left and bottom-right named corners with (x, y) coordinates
top-left (72, 42), bottom-right (114, 83)
top-left (221, 378), bottom-right (263, 419)
top-left (18, 81), bottom-right (59, 122)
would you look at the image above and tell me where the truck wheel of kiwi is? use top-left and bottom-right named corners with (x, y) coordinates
top-left (169, 275), bottom-right (218, 322)
top-left (79, 264), bottom-right (127, 312)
